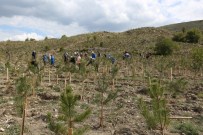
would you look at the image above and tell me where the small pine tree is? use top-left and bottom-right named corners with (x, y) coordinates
top-left (60, 86), bottom-right (91, 135)
top-left (96, 73), bottom-right (118, 128)
top-left (138, 79), bottom-right (170, 135)
top-left (110, 64), bottom-right (119, 90)
top-left (15, 77), bottom-right (31, 135)
top-left (47, 113), bottom-right (67, 135)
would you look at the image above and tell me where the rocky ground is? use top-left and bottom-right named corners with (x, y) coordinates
top-left (0, 27), bottom-right (202, 135)
top-left (0, 59), bottom-right (202, 135)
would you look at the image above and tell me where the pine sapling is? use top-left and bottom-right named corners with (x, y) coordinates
top-left (138, 79), bottom-right (170, 135)
top-left (96, 73), bottom-right (118, 128)
top-left (60, 86), bottom-right (91, 135)
top-left (15, 77), bottom-right (31, 135)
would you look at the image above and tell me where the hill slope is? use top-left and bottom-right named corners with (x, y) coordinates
top-left (0, 26), bottom-right (203, 135)
top-left (159, 20), bottom-right (203, 31)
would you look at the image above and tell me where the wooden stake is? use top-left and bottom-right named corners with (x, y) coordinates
top-left (170, 67), bottom-right (173, 81)
top-left (40, 74), bottom-right (42, 85)
top-left (68, 128), bottom-right (73, 135)
top-left (105, 65), bottom-right (108, 73)
top-left (20, 95), bottom-right (27, 135)
top-left (169, 116), bottom-right (192, 119)
top-left (94, 73), bottom-right (97, 82)
top-left (56, 74), bottom-right (58, 84)
top-left (32, 85), bottom-right (35, 96)
top-left (6, 68), bottom-right (9, 81)
top-left (142, 63), bottom-right (144, 75)
top-left (112, 78), bottom-right (115, 90)
top-left (149, 77), bottom-right (151, 86)
top-left (178, 66), bottom-right (180, 75)
top-left (69, 72), bottom-right (71, 84)
top-left (48, 68), bottom-right (50, 84)
top-left (65, 78), bottom-right (67, 89)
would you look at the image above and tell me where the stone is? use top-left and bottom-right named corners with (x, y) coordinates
top-left (114, 128), bottom-right (133, 135)
top-left (0, 127), bottom-right (5, 132)
top-left (37, 92), bottom-right (60, 100)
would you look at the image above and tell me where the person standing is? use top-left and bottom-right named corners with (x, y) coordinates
top-left (50, 55), bottom-right (55, 66)
top-left (32, 50), bottom-right (36, 60)
top-left (43, 54), bottom-right (48, 66)
top-left (76, 54), bottom-right (82, 70)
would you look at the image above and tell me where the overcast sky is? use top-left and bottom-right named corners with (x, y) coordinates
top-left (0, 0), bottom-right (202, 41)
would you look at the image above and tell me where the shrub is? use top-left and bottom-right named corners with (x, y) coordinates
top-left (154, 38), bottom-right (175, 55)
top-left (5, 122), bottom-right (21, 135)
top-left (30, 38), bottom-right (36, 41)
top-left (175, 122), bottom-right (199, 135)
top-left (100, 42), bottom-right (104, 47)
top-left (191, 48), bottom-right (203, 73)
top-left (25, 38), bottom-right (29, 41)
top-left (172, 32), bottom-right (186, 42)
top-left (44, 45), bottom-right (50, 52)
top-left (167, 78), bottom-right (188, 98)
top-left (185, 29), bottom-right (202, 43)
top-left (59, 47), bottom-right (64, 52)
top-left (61, 35), bottom-right (68, 39)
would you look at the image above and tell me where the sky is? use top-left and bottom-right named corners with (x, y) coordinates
top-left (0, 0), bottom-right (202, 41)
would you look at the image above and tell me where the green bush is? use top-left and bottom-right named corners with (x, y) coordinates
top-left (176, 122), bottom-right (199, 135)
top-left (172, 32), bottom-right (186, 42)
top-left (172, 29), bottom-right (202, 43)
top-left (30, 38), bottom-right (36, 41)
top-left (185, 29), bottom-right (202, 43)
top-left (5, 122), bottom-right (21, 135)
top-left (44, 45), bottom-right (50, 52)
top-left (167, 78), bottom-right (188, 98)
top-left (59, 47), bottom-right (64, 52)
top-left (191, 48), bottom-right (203, 73)
top-left (61, 35), bottom-right (68, 39)
top-left (154, 38), bottom-right (175, 55)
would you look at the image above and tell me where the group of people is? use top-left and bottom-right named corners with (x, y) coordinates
top-left (32, 51), bottom-right (55, 66)
top-left (63, 51), bottom-right (97, 68)
top-left (42, 53), bottom-right (55, 66)
top-left (31, 50), bottom-right (132, 69)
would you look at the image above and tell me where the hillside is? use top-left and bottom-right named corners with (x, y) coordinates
top-left (160, 20), bottom-right (203, 32)
top-left (0, 27), bottom-right (203, 135)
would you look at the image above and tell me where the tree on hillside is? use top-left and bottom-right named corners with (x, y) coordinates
top-left (172, 32), bottom-right (186, 42)
top-left (138, 79), bottom-right (170, 135)
top-left (15, 77), bottom-right (31, 135)
top-left (182, 27), bottom-right (186, 33)
top-left (185, 29), bottom-right (202, 43)
top-left (191, 48), bottom-right (203, 76)
top-left (154, 38), bottom-right (176, 56)
top-left (173, 28), bottom-right (202, 43)
top-left (61, 35), bottom-right (68, 39)
top-left (47, 86), bottom-right (91, 135)
top-left (95, 73), bottom-right (118, 128)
